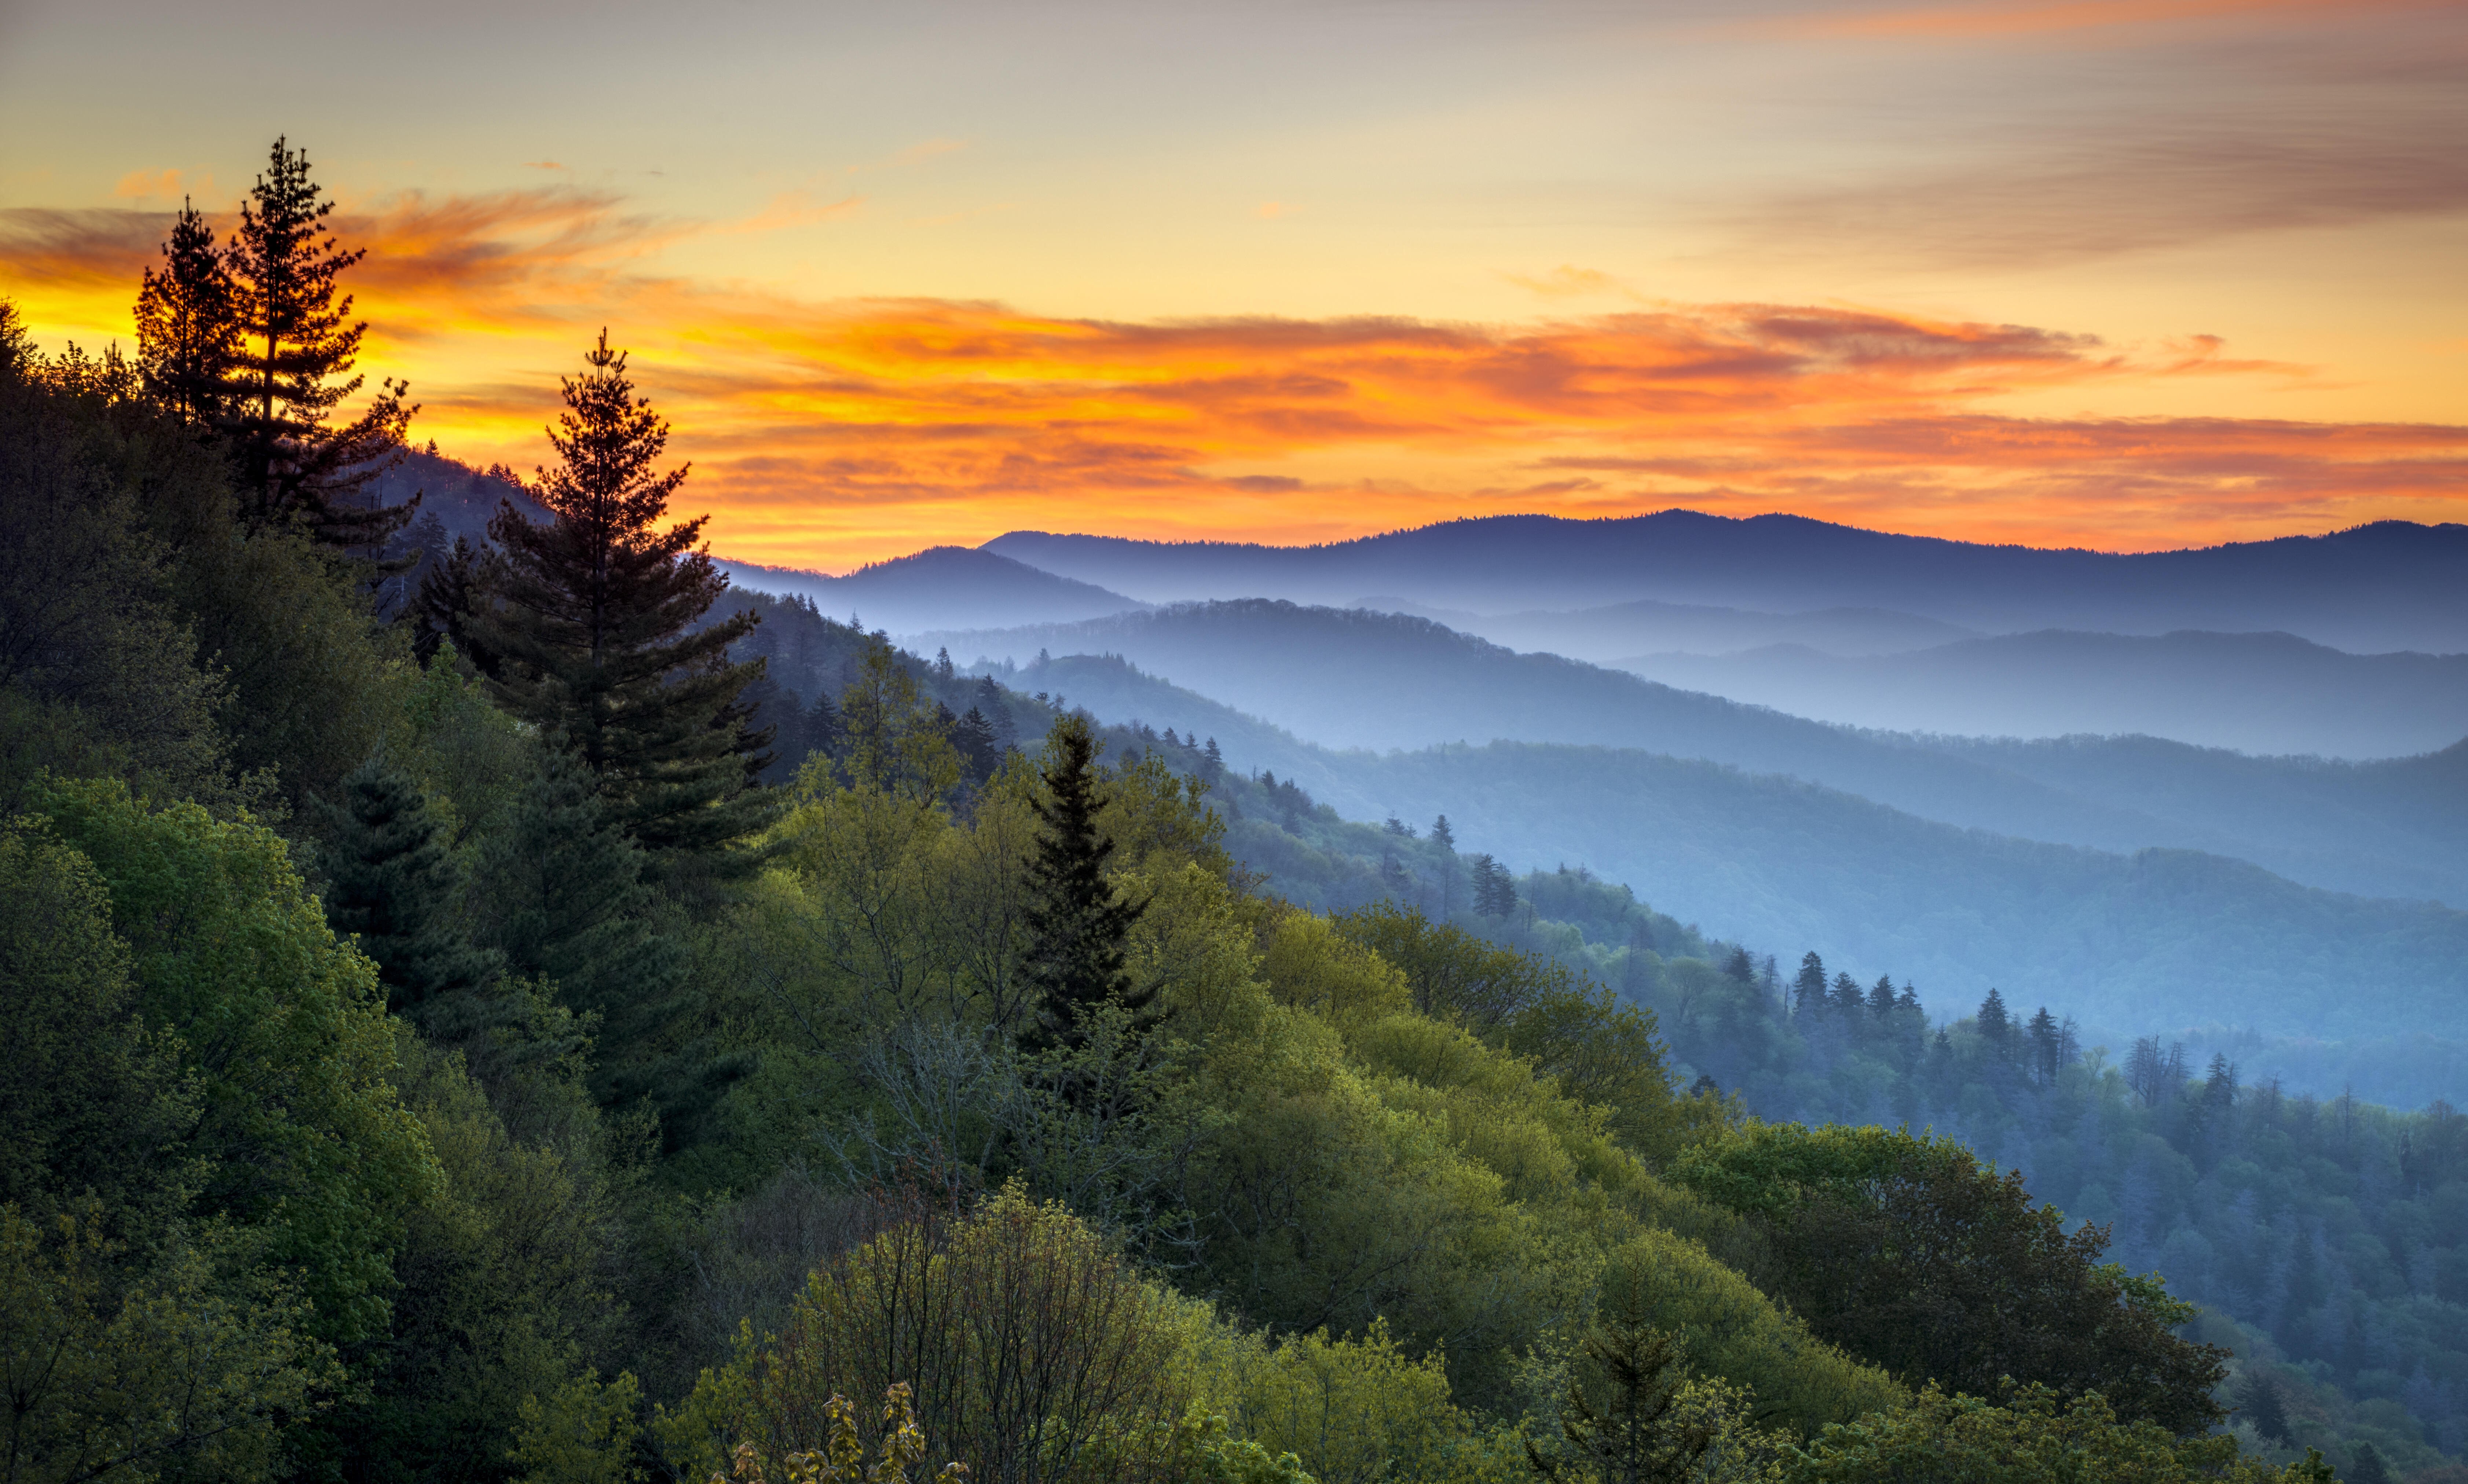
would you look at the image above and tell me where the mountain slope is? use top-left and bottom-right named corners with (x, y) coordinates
top-left (1377, 597), bottom-right (1979, 662)
top-left (1027, 653), bottom-right (2468, 1042)
top-left (1618, 630), bottom-right (2468, 759)
top-left (985, 512), bottom-right (2468, 652)
top-left (715, 546), bottom-right (1146, 635)
top-left (928, 602), bottom-right (2468, 902)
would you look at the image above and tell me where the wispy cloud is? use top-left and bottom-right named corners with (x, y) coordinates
top-left (719, 191), bottom-right (865, 236)
top-left (4, 183), bottom-right (2461, 562)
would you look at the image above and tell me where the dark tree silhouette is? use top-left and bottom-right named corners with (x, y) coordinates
top-left (1018, 715), bottom-right (1154, 1058)
top-left (222, 138), bottom-right (417, 555)
top-left (474, 330), bottom-right (772, 868)
top-left (133, 198), bottom-right (239, 430)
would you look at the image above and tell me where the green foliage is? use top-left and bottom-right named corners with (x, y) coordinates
top-left (29, 777), bottom-right (442, 1344)
top-left (474, 747), bottom-right (689, 1071)
top-left (0, 829), bottom-right (196, 1238)
top-left (1669, 1123), bottom-right (2228, 1434)
top-left (1586, 1231), bottom-right (1903, 1437)
top-left (317, 750), bottom-right (502, 1008)
top-left (1332, 903), bottom-right (1566, 1034)
top-left (0, 360), bottom-right (238, 813)
top-left (673, 1184), bottom-right (1187, 1484)
top-left (317, 1028), bottom-right (625, 1484)
top-left (0, 1202), bottom-right (338, 1484)
top-left (1777, 1384), bottom-right (2336, 1484)
top-left (512, 1370), bottom-right (645, 1484)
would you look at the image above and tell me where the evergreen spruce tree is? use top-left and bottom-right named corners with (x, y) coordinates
top-left (2348, 1442), bottom-right (2392, 1484)
top-left (1794, 952), bottom-right (1828, 1018)
top-left (1527, 1293), bottom-right (1714, 1484)
top-left (414, 533), bottom-right (495, 670)
top-left (953, 704), bottom-right (1002, 783)
top-left (1867, 974), bottom-right (1896, 1020)
top-left (2241, 1375), bottom-right (2293, 1445)
top-left (475, 331), bottom-right (773, 869)
top-left (222, 137), bottom-right (418, 554)
top-left (1978, 988), bottom-right (2014, 1056)
top-left (2028, 1006), bottom-right (2065, 1084)
top-left (133, 198), bottom-right (239, 430)
top-left (1018, 715), bottom-right (1155, 1058)
top-left (316, 752), bottom-right (501, 1010)
top-left (475, 747), bottom-right (687, 1058)
top-left (805, 688), bottom-right (844, 762)
top-left (973, 675), bottom-right (1015, 751)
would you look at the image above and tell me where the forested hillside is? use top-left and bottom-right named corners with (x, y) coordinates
top-left (979, 652), bottom-right (2468, 1057)
top-left (1089, 730), bottom-right (2468, 1478)
top-left (924, 605), bottom-right (2468, 905)
top-left (0, 145), bottom-right (2436, 1484)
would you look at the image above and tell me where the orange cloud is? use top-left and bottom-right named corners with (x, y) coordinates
top-left (1780, 0), bottom-right (2417, 40)
top-left (4, 188), bottom-right (2463, 566)
top-left (112, 168), bottom-right (204, 201)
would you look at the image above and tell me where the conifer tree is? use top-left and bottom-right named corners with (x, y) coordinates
top-left (973, 675), bottom-right (1014, 751)
top-left (1527, 1294), bottom-right (1714, 1484)
top-left (2241, 1375), bottom-right (2292, 1445)
top-left (1978, 988), bottom-right (2013, 1056)
top-left (475, 331), bottom-right (772, 869)
top-left (2348, 1441), bottom-right (2392, 1484)
top-left (1868, 974), bottom-right (1896, 1020)
top-left (474, 747), bottom-right (687, 1053)
top-left (1793, 952), bottom-right (1827, 1018)
top-left (133, 198), bottom-right (239, 429)
top-left (315, 752), bottom-right (501, 1010)
top-left (1018, 715), bottom-right (1154, 1058)
top-left (952, 705), bottom-right (1002, 782)
top-left (1200, 736), bottom-right (1223, 783)
top-left (222, 138), bottom-right (417, 553)
top-left (414, 533), bottom-right (495, 670)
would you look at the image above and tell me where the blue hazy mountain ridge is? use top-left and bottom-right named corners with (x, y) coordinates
top-left (918, 601), bottom-right (2468, 905)
top-left (984, 512), bottom-right (2468, 653)
top-left (1368, 596), bottom-right (1982, 662)
top-left (713, 545), bottom-right (1147, 634)
top-left (1617, 630), bottom-right (2468, 760)
top-left (1021, 651), bottom-right (2468, 1050)
top-left (360, 447), bottom-right (548, 541)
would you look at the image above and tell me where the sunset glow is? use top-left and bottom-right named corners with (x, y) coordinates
top-left (4, 0), bottom-right (2462, 567)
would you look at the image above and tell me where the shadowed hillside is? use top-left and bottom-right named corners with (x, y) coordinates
top-left (925, 602), bottom-right (2468, 904)
top-left (1019, 652), bottom-right (2468, 1045)
top-left (1619, 630), bottom-right (2468, 759)
top-left (716, 545), bottom-right (1147, 634)
top-left (985, 512), bottom-right (2468, 652)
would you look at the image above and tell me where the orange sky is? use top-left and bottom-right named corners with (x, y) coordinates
top-left (4, 0), bottom-right (2463, 567)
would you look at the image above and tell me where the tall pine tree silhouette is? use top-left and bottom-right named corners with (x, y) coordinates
top-left (1019, 715), bottom-right (1154, 1056)
top-left (222, 138), bottom-right (417, 555)
top-left (133, 198), bottom-right (240, 430)
top-left (475, 330), bottom-right (772, 869)
top-left (316, 752), bottom-right (500, 1010)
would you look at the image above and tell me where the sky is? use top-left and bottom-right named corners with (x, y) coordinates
top-left (2, 0), bottom-right (2463, 568)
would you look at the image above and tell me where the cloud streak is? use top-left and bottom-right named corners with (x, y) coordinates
top-left (4, 187), bottom-right (2462, 564)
